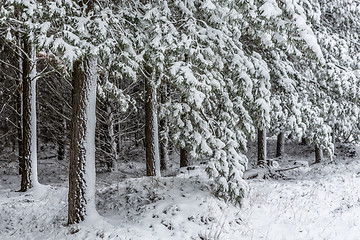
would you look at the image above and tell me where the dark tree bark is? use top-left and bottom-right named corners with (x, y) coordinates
top-left (116, 122), bottom-right (122, 155)
top-left (180, 148), bottom-right (189, 168)
top-left (159, 136), bottom-right (168, 171)
top-left (315, 145), bottom-right (323, 164)
top-left (144, 70), bottom-right (160, 176)
top-left (20, 36), bottom-right (37, 191)
top-left (257, 128), bottom-right (267, 166)
top-left (11, 94), bottom-right (17, 152)
top-left (16, 46), bottom-right (23, 175)
top-left (106, 103), bottom-right (118, 171)
top-left (332, 124), bottom-right (336, 156)
top-left (276, 132), bottom-right (285, 158)
top-left (21, 37), bottom-right (31, 191)
top-left (68, 57), bottom-right (97, 224)
top-left (159, 85), bottom-right (169, 171)
top-left (57, 106), bottom-right (66, 161)
top-left (17, 85), bottom-right (23, 174)
top-left (57, 136), bottom-right (65, 161)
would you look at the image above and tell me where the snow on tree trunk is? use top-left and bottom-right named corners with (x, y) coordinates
top-left (332, 124), bottom-right (336, 155)
top-left (20, 37), bottom-right (38, 191)
top-left (17, 38), bottom-right (23, 175)
top-left (276, 132), bottom-right (285, 158)
top-left (117, 123), bottom-right (122, 156)
top-left (315, 145), bottom-right (323, 164)
top-left (145, 75), bottom-right (160, 177)
top-left (159, 124), bottom-right (169, 171)
top-left (17, 82), bottom-right (23, 174)
top-left (257, 128), bottom-right (267, 166)
top-left (153, 102), bottom-right (161, 177)
top-left (29, 47), bottom-right (38, 189)
top-left (107, 104), bottom-right (118, 171)
top-left (68, 57), bottom-right (97, 224)
top-left (180, 148), bottom-right (189, 168)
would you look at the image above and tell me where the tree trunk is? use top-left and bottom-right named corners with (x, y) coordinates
top-left (332, 124), bottom-right (336, 156)
top-left (315, 145), bottom-right (323, 164)
top-left (107, 104), bottom-right (118, 171)
top-left (180, 148), bottom-right (189, 168)
top-left (159, 85), bottom-right (169, 171)
top-left (68, 57), bottom-right (97, 224)
top-left (257, 128), bottom-right (267, 166)
top-left (144, 71), bottom-right (160, 177)
top-left (17, 85), bottom-right (23, 174)
top-left (17, 43), bottom-right (23, 174)
top-left (276, 132), bottom-right (285, 158)
top-left (20, 37), bottom-right (38, 191)
top-left (12, 96), bottom-right (17, 152)
top-left (57, 105), bottom-right (66, 161)
top-left (159, 130), bottom-right (169, 171)
top-left (117, 122), bottom-right (122, 155)
top-left (57, 135), bottom-right (65, 160)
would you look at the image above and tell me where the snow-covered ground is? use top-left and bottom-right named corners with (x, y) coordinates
top-left (1, 141), bottom-right (360, 240)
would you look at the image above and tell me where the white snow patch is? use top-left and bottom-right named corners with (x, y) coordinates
top-left (259, 1), bottom-right (282, 19)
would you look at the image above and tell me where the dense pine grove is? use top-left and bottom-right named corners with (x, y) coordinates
top-left (0, 0), bottom-right (360, 234)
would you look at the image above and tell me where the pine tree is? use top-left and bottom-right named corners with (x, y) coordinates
top-left (42, 0), bottom-right (137, 222)
top-left (1, 0), bottom-right (43, 191)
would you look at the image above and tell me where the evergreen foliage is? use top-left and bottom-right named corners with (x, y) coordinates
top-left (0, 0), bottom-right (359, 209)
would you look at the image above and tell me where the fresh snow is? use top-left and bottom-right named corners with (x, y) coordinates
top-left (152, 86), bottom-right (161, 177)
top-left (83, 57), bottom-right (99, 220)
top-left (30, 46), bottom-right (39, 190)
top-left (260, 1), bottom-right (282, 19)
top-left (1, 141), bottom-right (360, 239)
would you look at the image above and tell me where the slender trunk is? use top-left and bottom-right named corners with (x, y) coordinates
top-left (315, 145), bottom-right (323, 164)
top-left (117, 122), bottom-right (122, 155)
top-left (159, 85), bottom-right (169, 171)
top-left (332, 124), bottom-right (336, 155)
top-left (144, 71), bottom-right (160, 177)
top-left (159, 129), bottom-right (169, 171)
top-left (107, 104), bottom-right (118, 171)
top-left (57, 131), bottom-right (65, 161)
top-left (57, 139), bottom-right (65, 161)
top-left (17, 86), bottom-right (23, 174)
top-left (68, 57), bottom-right (97, 224)
top-left (17, 40), bottom-right (23, 174)
top-left (57, 105), bottom-right (66, 161)
top-left (276, 132), bottom-right (285, 158)
top-left (257, 128), bottom-right (267, 166)
top-left (12, 108), bottom-right (16, 152)
top-left (180, 148), bottom-right (189, 168)
top-left (20, 37), bottom-right (38, 191)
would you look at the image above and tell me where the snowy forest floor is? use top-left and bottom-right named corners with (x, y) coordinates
top-left (1, 140), bottom-right (360, 240)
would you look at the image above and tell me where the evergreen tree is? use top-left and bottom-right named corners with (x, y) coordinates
top-left (42, 0), bottom-right (123, 223)
top-left (0, 0), bottom-right (44, 191)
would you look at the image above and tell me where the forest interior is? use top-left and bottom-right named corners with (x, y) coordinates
top-left (0, 0), bottom-right (360, 239)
